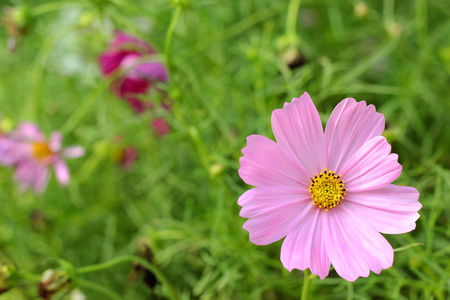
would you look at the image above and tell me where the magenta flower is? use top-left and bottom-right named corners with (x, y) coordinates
top-left (0, 130), bottom-right (12, 165)
top-left (99, 31), bottom-right (169, 113)
top-left (0, 123), bottom-right (84, 193)
top-left (118, 146), bottom-right (138, 171)
top-left (238, 92), bottom-right (421, 281)
top-left (151, 117), bottom-right (170, 137)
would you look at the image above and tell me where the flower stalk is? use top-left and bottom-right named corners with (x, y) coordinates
top-left (286, 0), bottom-right (302, 37)
top-left (164, 5), bottom-right (183, 77)
top-left (77, 255), bottom-right (179, 300)
top-left (301, 269), bottom-right (311, 300)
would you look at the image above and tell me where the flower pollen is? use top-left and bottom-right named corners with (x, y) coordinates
top-left (309, 168), bottom-right (347, 211)
top-left (32, 142), bottom-right (53, 161)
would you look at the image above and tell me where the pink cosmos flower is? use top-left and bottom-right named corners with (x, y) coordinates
top-left (151, 117), bottom-right (170, 137)
top-left (238, 92), bottom-right (421, 281)
top-left (0, 125), bottom-right (8, 161)
top-left (99, 31), bottom-right (169, 114)
top-left (0, 123), bottom-right (84, 193)
top-left (118, 146), bottom-right (138, 171)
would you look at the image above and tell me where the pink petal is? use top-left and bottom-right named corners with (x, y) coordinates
top-left (0, 138), bottom-right (25, 166)
top-left (123, 97), bottom-right (146, 114)
top-left (50, 131), bottom-right (62, 152)
top-left (239, 187), bottom-right (313, 245)
top-left (33, 165), bottom-right (50, 194)
top-left (62, 146), bottom-right (85, 158)
top-left (238, 186), bottom-right (310, 218)
top-left (324, 98), bottom-right (384, 172)
top-left (341, 136), bottom-right (402, 192)
top-left (324, 208), bottom-right (393, 281)
top-left (110, 31), bottom-right (155, 54)
top-left (14, 160), bottom-right (49, 194)
top-left (271, 92), bottom-right (325, 176)
top-left (14, 159), bottom-right (36, 185)
top-left (14, 122), bottom-right (44, 141)
top-left (343, 185), bottom-right (421, 234)
top-left (54, 159), bottom-right (70, 185)
top-left (239, 135), bottom-right (310, 188)
top-left (129, 62), bottom-right (169, 83)
top-left (99, 51), bottom-right (131, 76)
top-left (280, 210), bottom-right (330, 279)
top-left (118, 77), bottom-right (150, 97)
top-left (118, 53), bottom-right (142, 70)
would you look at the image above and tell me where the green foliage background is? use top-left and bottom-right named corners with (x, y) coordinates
top-left (0, 0), bottom-right (449, 299)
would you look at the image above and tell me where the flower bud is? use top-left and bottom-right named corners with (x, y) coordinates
top-left (70, 288), bottom-right (86, 300)
top-left (280, 46), bottom-right (307, 69)
top-left (0, 117), bottom-right (14, 133)
top-left (38, 269), bottom-right (71, 300)
top-left (276, 34), bottom-right (307, 69)
top-left (354, 2), bottom-right (369, 18)
top-left (0, 262), bottom-right (17, 294)
top-left (386, 22), bottom-right (402, 39)
top-left (129, 240), bottom-right (158, 289)
top-left (209, 162), bottom-right (224, 177)
top-left (1, 5), bottom-right (32, 52)
top-left (78, 11), bottom-right (94, 28)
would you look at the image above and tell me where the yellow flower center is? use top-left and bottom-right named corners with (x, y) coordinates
top-left (309, 168), bottom-right (347, 211)
top-left (32, 142), bottom-right (53, 161)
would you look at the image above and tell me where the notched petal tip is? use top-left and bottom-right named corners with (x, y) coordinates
top-left (341, 136), bottom-right (403, 192)
top-left (279, 91), bottom-right (313, 110)
top-left (280, 261), bottom-right (295, 272)
top-left (270, 92), bottom-right (324, 175)
top-left (292, 91), bottom-right (312, 103)
top-left (325, 98), bottom-right (386, 172)
top-left (325, 210), bottom-right (394, 282)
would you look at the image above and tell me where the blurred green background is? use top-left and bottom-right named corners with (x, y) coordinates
top-left (0, 0), bottom-right (449, 299)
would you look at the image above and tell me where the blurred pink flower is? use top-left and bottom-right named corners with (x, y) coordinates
top-left (0, 131), bottom-right (11, 164)
top-left (238, 92), bottom-right (421, 281)
top-left (119, 146), bottom-right (138, 171)
top-left (0, 136), bottom-right (17, 166)
top-left (99, 31), bottom-right (171, 136)
top-left (0, 123), bottom-right (84, 193)
top-left (151, 117), bottom-right (170, 137)
top-left (99, 31), bottom-right (169, 113)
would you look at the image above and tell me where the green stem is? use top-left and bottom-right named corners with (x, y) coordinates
top-left (77, 255), bottom-right (179, 300)
top-left (78, 278), bottom-right (124, 300)
top-left (383, 0), bottom-right (395, 29)
top-left (286, 0), bottom-right (302, 36)
top-left (301, 269), bottom-right (311, 300)
top-left (415, 0), bottom-right (428, 50)
top-left (29, 28), bottom-right (69, 122)
top-left (60, 76), bottom-right (113, 135)
top-left (31, 1), bottom-right (87, 16)
top-left (17, 271), bottom-right (41, 282)
top-left (164, 5), bottom-right (183, 77)
top-left (394, 242), bottom-right (425, 252)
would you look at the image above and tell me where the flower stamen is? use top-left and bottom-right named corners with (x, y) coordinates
top-left (32, 142), bottom-right (53, 162)
top-left (309, 168), bottom-right (347, 211)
